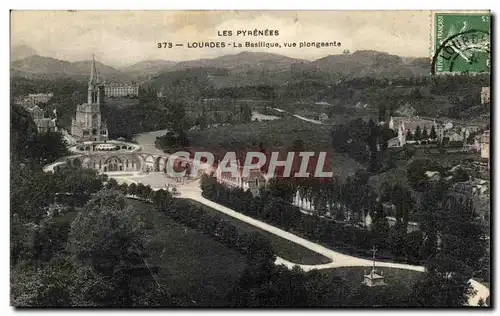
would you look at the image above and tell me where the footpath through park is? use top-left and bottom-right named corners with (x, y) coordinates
top-left (174, 179), bottom-right (489, 306)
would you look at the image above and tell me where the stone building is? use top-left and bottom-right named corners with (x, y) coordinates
top-left (26, 93), bottom-right (53, 105)
top-left (34, 118), bottom-right (57, 133)
top-left (23, 104), bottom-right (57, 133)
top-left (105, 82), bottom-right (139, 98)
top-left (70, 55), bottom-right (108, 142)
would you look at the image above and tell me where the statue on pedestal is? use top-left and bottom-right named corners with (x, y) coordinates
top-left (362, 246), bottom-right (387, 287)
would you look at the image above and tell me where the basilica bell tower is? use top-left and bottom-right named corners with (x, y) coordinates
top-left (87, 54), bottom-right (105, 111)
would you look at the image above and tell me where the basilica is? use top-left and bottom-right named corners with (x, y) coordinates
top-left (70, 55), bottom-right (109, 142)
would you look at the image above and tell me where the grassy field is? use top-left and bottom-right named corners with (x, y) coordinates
top-left (187, 117), bottom-right (332, 151)
top-left (184, 199), bottom-right (332, 265)
top-left (129, 199), bottom-right (247, 306)
top-left (322, 266), bottom-right (422, 287)
top-left (319, 266), bottom-right (422, 306)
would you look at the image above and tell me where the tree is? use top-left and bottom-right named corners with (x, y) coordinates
top-left (136, 183), bottom-right (146, 199)
top-left (406, 129), bottom-right (413, 141)
top-left (240, 103), bottom-right (252, 123)
top-left (10, 104), bottom-right (38, 162)
top-left (33, 131), bottom-right (68, 163)
top-left (163, 100), bottom-right (188, 134)
top-left (414, 125), bottom-right (422, 140)
top-left (410, 253), bottom-right (475, 307)
top-left (11, 165), bottom-right (56, 222)
top-left (11, 256), bottom-right (75, 307)
top-left (378, 104), bottom-right (387, 122)
top-left (430, 125), bottom-right (437, 140)
top-left (67, 189), bottom-right (161, 306)
top-left (290, 138), bottom-right (305, 152)
top-left (52, 166), bottom-right (103, 204)
top-left (422, 126), bottom-right (429, 139)
top-left (127, 183), bottom-right (137, 196)
top-left (151, 189), bottom-right (173, 211)
top-left (105, 178), bottom-right (119, 190)
top-left (390, 184), bottom-right (414, 224)
top-left (267, 180), bottom-right (295, 203)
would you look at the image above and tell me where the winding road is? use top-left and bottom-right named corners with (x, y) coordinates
top-left (273, 107), bottom-right (325, 125)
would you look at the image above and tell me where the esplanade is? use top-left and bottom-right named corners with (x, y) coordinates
top-left (45, 142), bottom-right (197, 176)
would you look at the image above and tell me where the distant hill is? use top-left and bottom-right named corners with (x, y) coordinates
top-left (121, 60), bottom-right (177, 79)
top-left (146, 67), bottom-right (227, 98)
top-left (311, 50), bottom-right (428, 78)
top-left (147, 52), bottom-right (304, 89)
top-left (11, 55), bottom-right (132, 82)
top-left (11, 44), bottom-right (38, 61)
top-left (173, 51), bottom-right (304, 74)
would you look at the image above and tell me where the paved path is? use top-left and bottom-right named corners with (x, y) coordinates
top-left (273, 108), bottom-right (325, 125)
top-left (175, 179), bottom-right (489, 306)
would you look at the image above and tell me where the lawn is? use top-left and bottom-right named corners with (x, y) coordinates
top-left (182, 199), bottom-right (332, 265)
top-left (319, 266), bottom-right (423, 307)
top-left (128, 199), bottom-right (248, 307)
top-left (322, 266), bottom-right (422, 287)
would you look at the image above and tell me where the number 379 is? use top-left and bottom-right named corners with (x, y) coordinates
top-left (158, 42), bottom-right (173, 48)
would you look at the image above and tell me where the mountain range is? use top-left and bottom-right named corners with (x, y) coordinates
top-left (11, 54), bottom-right (133, 82)
top-left (11, 44), bottom-right (38, 61)
top-left (11, 45), bottom-right (431, 87)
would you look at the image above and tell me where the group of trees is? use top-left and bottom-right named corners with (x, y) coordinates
top-left (331, 118), bottom-right (396, 172)
top-left (10, 105), bottom-right (68, 165)
top-left (410, 183), bottom-right (487, 306)
top-left (406, 125), bottom-right (438, 141)
top-left (11, 189), bottom-right (186, 307)
top-left (407, 159), bottom-right (446, 191)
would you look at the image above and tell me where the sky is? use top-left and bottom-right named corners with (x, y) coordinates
top-left (9, 10), bottom-right (479, 68)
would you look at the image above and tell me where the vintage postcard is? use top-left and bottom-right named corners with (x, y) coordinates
top-left (10, 10), bottom-right (491, 308)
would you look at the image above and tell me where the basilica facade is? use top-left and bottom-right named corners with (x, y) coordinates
top-left (70, 55), bottom-right (109, 142)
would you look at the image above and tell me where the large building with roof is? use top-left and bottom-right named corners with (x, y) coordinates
top-left (104, 83), bottom-right (139, 98)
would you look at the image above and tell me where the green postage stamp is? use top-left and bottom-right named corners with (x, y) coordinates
top-left (433, 12), bottom-right (491, 74)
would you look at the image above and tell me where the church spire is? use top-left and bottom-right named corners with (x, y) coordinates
top-left (89, 54), bottom-right (100, 86)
